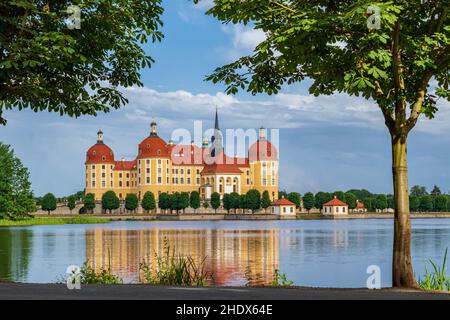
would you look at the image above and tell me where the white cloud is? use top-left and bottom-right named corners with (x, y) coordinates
top-left (220, 25), bottom-right (266, 60)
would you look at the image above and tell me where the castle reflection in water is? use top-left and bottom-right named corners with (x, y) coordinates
top-left (85, 228), bottom-right (279, 285)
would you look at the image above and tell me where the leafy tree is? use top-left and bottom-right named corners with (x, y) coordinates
top-left (74, 191), bottom-right (85, 201)
top-left (0, 143), bottom-right (36, 219)
top-left (332, 191), bottom-right (345, 202)
top-left (211, 192), bottom-right (221, 213)
top-left (302, 192), bottom-right (315, 213)
top-left (222, 193), bottom-right (233, 213)
top-left (419, 195), bottom-right (434, 212)
top-left (246, 189), bottom-right (261, 213)
top-left (179, 192), bottom-right (190, 213)
top-left (278, 190), bottom-right (287, 199)
top-left (239, 194), bottom-right (248, 213)
top-left (125, 193), bottom-right (138, 213)
top-left (374, 195), bottom-right (388, 212)
top-left (189, 191), bottom-right (201, 213)
top-left (433, 195), bottom-right (448, 212)
top-left (102, 191), bottom-right (119, 214)
top-left (261, 191), bottom-right (272, 212)
top-left (230, 192), bottom-right (241, 212)
top-left (200, 0), bottom-right (450, 288)
top-left (409, 195), bottom-right (420, 212)
top-left (287, 192), bottom-right (301, 209)
top-left (346, 189), bottom-right (373, 201)
top-left (364, 197), bottom-right (375, 212)
top-left (314, 192), bottom-right (332, 212)
top-left (387, 195), bottom-right (395, 209)
top-left (0, 1), bottom-right (164, 125)
top-left (158, 192), bottom-right (170, 213)
top-left (83, 193), bottom-right (96, 214)
top-left (430, 185), bottom-right (442, 196)
top-left (410, 185), bottom-right (427, 197)
top-left (168, 192), bottom-right (180, 213)
top-left (67, 195), bottom-right (76, 213)
top-left (344, 192), bottom-right (357, 210)
top-left (41, 193), bottom-right (57, 215)
top-left (141, 191), bottom-right (156, 214)
top-left (202, 201), bottom-right (209, 210)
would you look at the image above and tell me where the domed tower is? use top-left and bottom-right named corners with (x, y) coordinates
top-left (136, 120), bottom-right (171, 198)
top-left (248, 126), bottom-right (278, 200)
top-left (85, 130), bottom-right (116, 200)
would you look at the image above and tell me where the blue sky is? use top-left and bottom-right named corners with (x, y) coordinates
top-left (1, 0), bottom-right (450, 197)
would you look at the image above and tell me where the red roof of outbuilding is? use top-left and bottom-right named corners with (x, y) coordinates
top-left (356, 201), bottom-right (365, 209)
top-left (271, 198), bottom-right (295, 206)
top-left (323, 197), bottom-right (348, 206)
top-left (86, 143), bottom-right (115, 164)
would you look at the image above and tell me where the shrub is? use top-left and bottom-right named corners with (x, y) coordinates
top-left (139, 240), bottom-right (212, 286)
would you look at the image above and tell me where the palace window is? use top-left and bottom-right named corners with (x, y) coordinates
top-left (92, 181), bottom-right (95, 187)
top-left (146, 159), bottom-right (150, 164)
top-left (92, 165), bottom-right (95, 170)
top-left (92, 173), bottom-right (95, 178)
top-left (187, 178), bottom-right (190, 184)
top-left (102, 181), bottom-right (106, 188)
top-left (146, 168), bottom-right (150, 174)
top-left (181, 178), bottom-right (184, 184)
top-left (119, 181), bottom-right (122, 187)
top-left (102, 173), bottom-right (105, 178)
top-left (146, 177), bottom-right (150, 184)
top-left (158, 177), bottom-right (162, 184)
top-left (187, 169), bottom-right (190, 174)
top-left (119, 173), bottom-right (122, 178)
top-left (181, 169), bottom-right (184, 174)
top-left (126, 181), bottom-right (129, 187)
top-left (102, 165), bottom-right (105, 169)
top-left (196, 178), bottom-right (200, 184)
top-left (102, 156), bottom-right (106, 161)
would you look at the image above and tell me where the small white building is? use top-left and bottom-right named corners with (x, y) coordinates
top-left (271, 198), bottom-right (296, 217)
top-left (323, 196), bottom-right (348, 216)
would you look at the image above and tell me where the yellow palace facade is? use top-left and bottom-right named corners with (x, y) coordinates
top-left (84, 110), bottom-right (278, 202)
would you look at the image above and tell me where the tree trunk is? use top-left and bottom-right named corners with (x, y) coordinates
top-left (391, 135), bottom-right (418, 288)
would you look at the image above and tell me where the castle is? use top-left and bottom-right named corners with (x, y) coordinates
top-left (85, 109), bottom-right (278, 203)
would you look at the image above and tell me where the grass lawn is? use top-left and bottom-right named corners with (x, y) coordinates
top-left (0, 217), bottom-right (111, 227)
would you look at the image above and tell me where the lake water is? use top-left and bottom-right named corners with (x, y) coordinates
top-left (0, 219), bottom-right (449, 287)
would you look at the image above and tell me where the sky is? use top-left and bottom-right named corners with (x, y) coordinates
top-left (1, 0), bottom-right (450, 197)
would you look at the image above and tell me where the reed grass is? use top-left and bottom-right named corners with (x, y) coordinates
top-left (418, 248), bottom-right (450, 291)
top-left (0, 217), bottom-right (110, 227)
top-left (139, 239), bottom-right (212, 286)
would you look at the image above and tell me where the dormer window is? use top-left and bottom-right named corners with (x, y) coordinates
top-left (157, 149), bottom-right (161, 155)
top-left (102, 156), bottom-right (106, 161)
top-left (93, 151), bottom-right (96, 156)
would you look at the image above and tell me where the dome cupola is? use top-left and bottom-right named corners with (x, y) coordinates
top-left (86, 130), bottom-right (115, 164)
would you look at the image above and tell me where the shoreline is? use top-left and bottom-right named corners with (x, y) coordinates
top-left (2, 212), bottom-right (450, 227)
top-left (0, 282), bottom-right (448, 300)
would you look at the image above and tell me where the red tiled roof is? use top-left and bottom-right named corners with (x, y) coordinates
top-left (271, 198), bottom-right (295, 206)
top-left (138, 136), bottom-right (170, 159)
top-left (169, 144), bottom-right (206, 166)
top-left (248, 140), bottom-right (278, 162)
top-left (113, 159), bottom-right (137, 171)
top-left (201, 163), bottom-right (243, 174)
top-left (323, 197), bottom-right (348, 206)
top-left (86, 143), bottom-right (115, 164)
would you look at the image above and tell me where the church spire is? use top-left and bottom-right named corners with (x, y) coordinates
top-left (214, 106), bottom-right (219, 130)
top-left (210, 106), bottom-right (223, 158)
